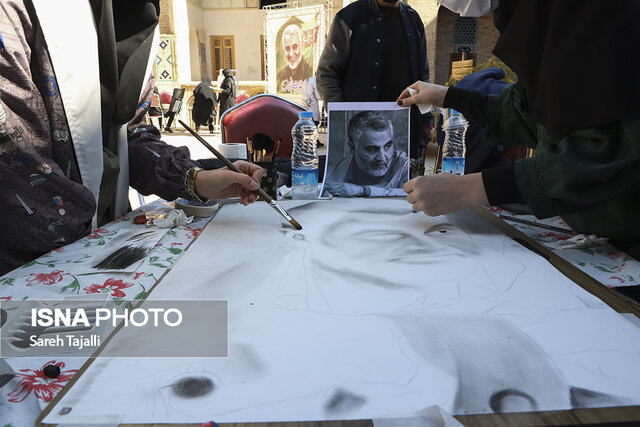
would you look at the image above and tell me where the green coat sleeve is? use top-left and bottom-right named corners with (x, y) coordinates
top-left (485, 86), bottom-right (640, 235)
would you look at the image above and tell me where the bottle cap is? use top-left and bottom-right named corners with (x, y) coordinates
top-left (298, 111), bottom-right (313, 119)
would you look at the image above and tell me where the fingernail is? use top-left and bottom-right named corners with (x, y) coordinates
top-left (397, 100), bottom-right (403, 106)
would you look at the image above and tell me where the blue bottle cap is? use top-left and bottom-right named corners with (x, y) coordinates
top-left (298, 111), bottom-right (314, 119)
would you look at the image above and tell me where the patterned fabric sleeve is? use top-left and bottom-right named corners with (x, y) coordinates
top-left (127, 124), bottom-right (200, 201)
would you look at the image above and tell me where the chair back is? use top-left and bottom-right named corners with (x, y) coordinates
top-left (159, 91), bottom-right (172, 105)
top-left (167, 88), bottom-right (186, 114)
top-left (221, 94), bottom-right (305, 159)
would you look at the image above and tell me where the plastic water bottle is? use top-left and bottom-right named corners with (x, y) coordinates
top-left (441, 109), bottom-right (468, 175)
top-left (291, 111), bottom-right (319, 199)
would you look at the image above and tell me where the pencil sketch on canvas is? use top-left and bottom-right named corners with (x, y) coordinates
top-left (321, 102), bottom-right (410, 198)
top-left (44, 199), bottom-right (640, 424)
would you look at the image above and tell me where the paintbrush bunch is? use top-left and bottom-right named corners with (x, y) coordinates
top-left (246, 133), bottom-right (281, 163)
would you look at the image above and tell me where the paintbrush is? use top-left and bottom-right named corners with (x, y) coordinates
top-left (178, 120), bottom-right (302, 230)
top-left (271, 138), bottom-right (282, 162)
top-left (498, 214), bottom-right (576, 235)
top-left (246, 135), bottom-right (253, 160)
top-left (250, 133), bottom-right (275, 163)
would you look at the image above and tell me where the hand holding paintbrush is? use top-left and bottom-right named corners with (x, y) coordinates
top-left (193, 161), bottom-right (264, 206)
top-left (179, 120), bottom-right (302, 229)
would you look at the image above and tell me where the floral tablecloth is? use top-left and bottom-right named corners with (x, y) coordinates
top-left (0, 201), bottom-right (212, 427)
top-left (487, 206), bottom-right (640, 290)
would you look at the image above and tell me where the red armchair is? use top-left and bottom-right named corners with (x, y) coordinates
top-left (220, 94), bottom-right (306, 159)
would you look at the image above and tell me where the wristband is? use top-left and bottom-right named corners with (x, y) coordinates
top-left (186, 167), bottom-right (207, 204)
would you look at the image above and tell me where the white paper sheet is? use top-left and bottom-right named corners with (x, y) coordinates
top-left (44, 199), bottom-right (640, 424)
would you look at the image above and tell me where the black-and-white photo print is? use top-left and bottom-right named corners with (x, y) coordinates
top-left (321, 102), bottom-right (410, 198)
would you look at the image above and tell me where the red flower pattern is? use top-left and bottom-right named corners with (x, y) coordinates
top-left (83, 278), bottom-right (135, 298)
top-left (8, 361), bottom-right (77, 403)
top-left (487, 205), bottom-right (504, 214)
top-left (45, 247), bottom-right (65, 255)
top-left (0, 296), bottom-right (11, 301)
top-left (184, 226), bottom-right (202, 239)
top-left (86, 228), bottom-right (109, 239)
top-left (540, 232), bottom-right (572, 241)
top-left (133, 272), bottom-right (145, 280)
top-left (26, 270), bottom-right (66, 287)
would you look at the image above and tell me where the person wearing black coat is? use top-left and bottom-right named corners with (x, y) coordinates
top-left (192, 77), bottom-right (217, 133)
top-left (218, 69), bottom-right (237, 116)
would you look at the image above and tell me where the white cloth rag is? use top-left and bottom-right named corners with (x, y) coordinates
top-left (152, 209), bottom-right (193, 228)
top-left (544, 234), bottom-right (609, 250)
top-left (407, 87), bottom-right (445, 115)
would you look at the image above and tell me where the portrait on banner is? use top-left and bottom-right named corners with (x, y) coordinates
top-left (266, 6), bottom-right (325, 95)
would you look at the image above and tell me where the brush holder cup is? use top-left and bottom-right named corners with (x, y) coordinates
top-left (255, 161), bottom-right (278, 200)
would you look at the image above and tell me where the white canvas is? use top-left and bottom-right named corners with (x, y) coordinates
top-left (44, 199), bottom-right (640, 424)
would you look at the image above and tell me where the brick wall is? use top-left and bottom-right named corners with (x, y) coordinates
top-left (476, 13), bottom-right (500, 69)
top-left (433, 8), bottom-right (501, 85)
top-left (407, 0), bottom-right (439, 83)
top-left (433, 6), bottom-right (454, 84)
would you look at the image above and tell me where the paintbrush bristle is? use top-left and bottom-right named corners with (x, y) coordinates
top-left (251, 132), bottom-right (275, 152)
top-left (290, 218), bottom-right (302, 230)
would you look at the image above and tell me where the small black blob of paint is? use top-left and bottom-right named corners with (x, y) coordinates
top-left (171, 376), bottom-right (214, 398)
top-left (43, 364), bottom-right (61, 379)
top-left (58, 407), bottom-right (72, 415)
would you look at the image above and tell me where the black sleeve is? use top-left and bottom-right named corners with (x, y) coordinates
top-left (316, 16), bottom-right (350, 102)
top-left (481, 165), bottom-right (526, 206)
top-left (445, 87), bottom-right (526, 206)
top-left (443, 87), bottom-right (489, 128)
top-left (128, 125), bottom-right (199, 200)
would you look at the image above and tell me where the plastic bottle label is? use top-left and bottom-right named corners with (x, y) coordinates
top-left (291, 168), bottom-right (318, 199)
top-left (442, 157), bottom-right (465, 175)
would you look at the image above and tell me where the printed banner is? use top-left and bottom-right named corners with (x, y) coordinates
top-left (265, 5), bottom-right (325, 95)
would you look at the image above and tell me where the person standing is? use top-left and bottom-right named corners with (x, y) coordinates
top-left (0, 0), bottom-right (263, 275)
top-left (398, 0), bottom-right (640, 259)
top-left (301, 76), bottom-right (321, 125)
top-left (316, 0), bottom-right (430, 171)
top-left (192, 77), bottom-right (217, 133)
top-left (218, 69), bottom-right (237, 116)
